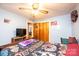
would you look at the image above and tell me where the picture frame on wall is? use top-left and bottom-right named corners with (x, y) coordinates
top-left (4, 18), bottom-right (10, 23)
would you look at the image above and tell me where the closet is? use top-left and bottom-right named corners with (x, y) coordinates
top-left (33, 22), bottom-right (49, 42)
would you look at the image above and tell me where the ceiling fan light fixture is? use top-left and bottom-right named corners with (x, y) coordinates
top-left (32, 3), bottom-right (39, 10)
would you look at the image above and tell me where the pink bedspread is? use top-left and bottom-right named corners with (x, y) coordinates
top-left (65, 44), bottom-right (79, 56)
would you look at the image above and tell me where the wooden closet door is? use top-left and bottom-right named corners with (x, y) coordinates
top-left (33, 23), bottom-right (40, 40)
top-left (39, 23), bottom-right (44, 41)
top-left (33, 23), bottom-right (37, 39)
top-left (43, 22), bottom-right (49, 42)
top-left (36, 23), bottom-right (40, 40)
top-left (33, 22), bottom-right (49, 42)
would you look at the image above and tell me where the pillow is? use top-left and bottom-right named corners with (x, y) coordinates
top-left (68, 37), bottom-right (78, 44)
top-left (14, 52), bottom-right (23, 56)
top-left (15, 49), bottom-right (29, 56)
top-left (61, 38), bottom-right (68, 44)
top-left (7, 45), bottom-right (19, 53)
top-left (0, 48), bottom-right (10, 56)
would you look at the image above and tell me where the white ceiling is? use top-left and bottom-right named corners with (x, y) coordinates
top-left (0, 3), bottom-right (77, 20)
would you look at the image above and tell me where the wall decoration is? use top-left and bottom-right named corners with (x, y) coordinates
top-left (51, 21), bottom-right (58, 26)
top-left (4, 18), bottom-right (10, 23)
top-left (71, 10), bottom-right (78, 23)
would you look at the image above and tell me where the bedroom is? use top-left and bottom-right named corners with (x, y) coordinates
top-left (0, 2), bottom-right (79, 56)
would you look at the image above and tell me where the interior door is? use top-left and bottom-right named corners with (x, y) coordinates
top-left (33, 22), bottom-right (49, 42)
top-left (33, 23), bottom-right (39, 40)
top-left (43, 22), bottom-right (49, 42)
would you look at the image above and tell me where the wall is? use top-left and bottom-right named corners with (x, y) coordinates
top-left (33, 14), bottom-right (73, 43)
top-left (72, 4), bottom-right (79, 39)
top-left (0, 8), bottom-right (28, 46)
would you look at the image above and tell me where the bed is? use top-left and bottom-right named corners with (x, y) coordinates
top-left (0, 38), bottom-right (79, 56)
top-left (0, 40), bottom-right (65, 56)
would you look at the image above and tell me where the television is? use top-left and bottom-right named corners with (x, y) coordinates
top-left (16, 28), bottom-right (26, 37)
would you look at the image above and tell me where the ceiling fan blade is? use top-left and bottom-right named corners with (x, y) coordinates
top-left (19, 7), bottom-right (32, 10)
top-left (39, 10), bottom-right (48, 14)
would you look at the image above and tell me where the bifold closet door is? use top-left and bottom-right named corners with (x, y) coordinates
top-left (36, 23), bottom-right (40, 40)
top-left (39, 23), bottom-right (44, 41)
top-left (33, 23), bottom-right (40, 40)
top-left (33, 22), bottom-right (49, 42)
top-left (43, 22), bottom-right (49, 42)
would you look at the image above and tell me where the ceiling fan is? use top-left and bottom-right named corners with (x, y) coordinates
top-left (19, 3), bottom-right (48, 15)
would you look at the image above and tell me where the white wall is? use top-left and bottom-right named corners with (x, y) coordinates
top-left (0, 8), bottom-right (28, 46)
top-left (33, 14), bottom-right (73, 44)
top-left (72, 4), bottom-right (79, 39)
